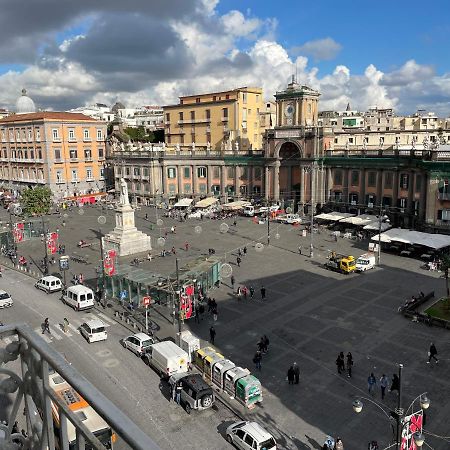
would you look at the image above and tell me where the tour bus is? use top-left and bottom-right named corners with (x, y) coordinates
top-left (48, 370), bottom-right (116, 449)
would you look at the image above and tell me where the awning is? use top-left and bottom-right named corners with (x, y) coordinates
top-left (195, 197), bottom-right (219, 208)
top-left (315, 212), bottom-right (356, 222)
top-left (221, 200), bottom-right (252, 211)
top-left (340, 214), bottom-right (377, 226)
top-left (363, 221), bottom-right (392, 232)
top-left (63, 192), bottom-right (106, 201)
top-left (173, 198), bottom-right (193, 208)
top-left (371, 228), bottom-right (450, 249)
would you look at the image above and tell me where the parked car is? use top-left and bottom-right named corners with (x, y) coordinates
top-left (79, 319), bottom-right (107, 343)
top-left (168, 373), bottom-right (215, 414)
top-left (142, 340), bottom-right (188, 378)
top-left (226, 421), bottom-right (277, 450)
top-left (35, 275), bottom-right (63, 294)
top-left (0, 290), bottom-right (13, 308)
top-left (122, 332), bottom-right (154, 356)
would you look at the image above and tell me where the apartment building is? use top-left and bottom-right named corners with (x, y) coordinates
top-left (0, 112), bottom-right (107, 200)
top-left (163, 87), bottom-right (265, 152)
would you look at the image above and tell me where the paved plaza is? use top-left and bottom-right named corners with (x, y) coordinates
top-left (1, 204), bottom-right (450, 449)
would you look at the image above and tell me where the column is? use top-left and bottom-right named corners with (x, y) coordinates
top-left (392, 170), bottom-right (399, 208)
top-left (220, 165), bottom-right (226, 195)
top-left (177, 165), bottom-right (183, 195)
top-left (407, 170), bottom-right (415, 220)
top-left (273, 161), bottom-right (280, 202)
top-left (234, 165), bottom-right (240, 197)
top-left (264, 166), bottom-right (270, 200)
top-left (206, 164), bottom-right (212, 196)
top-left (287, 165), bottom-right (292, 200)
top-left (161, 164), bottom-right (167, 198)
top-left (248, 166), bottom-right (254, 199)
top-left (299, 166), bottom-right (305, 206)
top-left (360, 168), bottom-right (366, 207)
top-left (377, 170), bottom-right (383, 206)
top-left (326, 167), bottom-right (332, 203)
top-left (192, 164), bottom-right (197, 195)
top-left (343, 168), bottom-right (349, 205)
top-left (419, 172), bottom-right (427, 221)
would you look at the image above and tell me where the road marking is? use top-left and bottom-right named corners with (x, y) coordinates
top-left (81, 315), bottom-right (111, 327)
top-left (68, 323), bottom-right (79, 334)
top-left (96, 312), bottom-right (116, 325)
top-left (35, 329), bottom-right (53, 343)
top-left (50, 327), bottom-right (63, 340)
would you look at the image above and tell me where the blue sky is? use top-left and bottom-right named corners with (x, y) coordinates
top-left (0, 0), bottom-right (449, 114)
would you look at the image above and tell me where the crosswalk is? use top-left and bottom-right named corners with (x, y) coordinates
top-left (0, 311), bottom-right (117, 345)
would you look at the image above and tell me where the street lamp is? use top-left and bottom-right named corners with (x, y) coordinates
top-left (353, 364), bottom-right (429, 450)
top-left (377, 209), bottom-right (390, 265)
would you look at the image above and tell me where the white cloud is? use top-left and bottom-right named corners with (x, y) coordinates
top-left (221, 10), bottom-right (262, 37)
top-left (293, 37), bottom-right (342, 61)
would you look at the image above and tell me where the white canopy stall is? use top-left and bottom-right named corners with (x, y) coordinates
top-left (221, 200), bottom-right (251, 211)
top-left (173, 198), bottom-right (193, 209)
top-left (371, 228), bottom-right (450, 250)
top-left (340, 214), bottom-right (377, 226)
top-left (195, 197), bottom-right (219, 208)
top-left (315, 212), bottom-right (356, 222)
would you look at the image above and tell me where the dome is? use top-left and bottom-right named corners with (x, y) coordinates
top-left (16, 88), bottom-right (36, 114)
top-left (111, 101), bottom-right (125, 113)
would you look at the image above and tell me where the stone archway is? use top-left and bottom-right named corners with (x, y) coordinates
top-left (274, 140), bottom-right (303, 160)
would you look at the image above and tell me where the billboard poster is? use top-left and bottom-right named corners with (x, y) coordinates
top-left (46, 232), bottom-right (58, 255)
top-left (180, 284), bottom-right (194, 319)
top-left (400, 410), bottom-right (423, 450)
top-left (103, 249), bottom-right (116, 276)
top-left (13, 222), bottom-right (24, 243)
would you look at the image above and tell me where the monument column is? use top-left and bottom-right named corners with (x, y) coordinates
top-left (161, 164), bottom-right (167, 199)
top-left (192, 164), bottom-right (197, 195)
top-left (177, 165), bottom-right (183, 195)
top-left (299, 166), bottom-right (305, 206)
top-left (273, 161), bottom-right (280, 202)
top-left (234, 166), bottom-right (240, 197)
top-left (220, 165), bottom-right (227, 195)
top-left (264, 165), bottom-right (270, 200)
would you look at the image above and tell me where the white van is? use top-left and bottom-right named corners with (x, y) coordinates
top-left (62, 285), bottom-right (95, 311)
top-left (285, 213), bottom-right (301, 224)
top-left (144, 341), bottom-right (188, 378)
top-left (35, 276), bottom-right (63, 294)
top-left (356, 253), bottom-right (376, 272)
top-left (79, 319), bottom-right (107, 343)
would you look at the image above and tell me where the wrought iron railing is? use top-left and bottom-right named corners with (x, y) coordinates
top-left (0, 323), bottom-right (160, 450)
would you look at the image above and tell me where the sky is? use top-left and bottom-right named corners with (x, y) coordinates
top-left (0, 0), bottom-right (449, 115)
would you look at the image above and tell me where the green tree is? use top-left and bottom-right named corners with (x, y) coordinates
top-left (440, 254), bottom-right (450, 297)
top-left (21, 186), bottom-right (52, 216)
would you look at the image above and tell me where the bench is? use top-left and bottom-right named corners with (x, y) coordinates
top-left (71, 253), bottom-right (89, 264)
top-left (402, 291), bottom-right (434, 318)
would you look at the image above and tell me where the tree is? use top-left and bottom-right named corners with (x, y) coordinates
top-left (21, 186), bottom-right (52, 216)
top-left (440, 254), bottom-right (450, 298)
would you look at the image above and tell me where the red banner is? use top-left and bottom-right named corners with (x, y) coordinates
top-left (401, 411), bottom-right (423, 450)
top-left (13, 222), bottom-right (24, 243)
top-left (46, 232), bottom-right (58, 255)
top-left (180, 294), bottom-right (193, 320)
top-left (103, 249), bottom-right (116, 276)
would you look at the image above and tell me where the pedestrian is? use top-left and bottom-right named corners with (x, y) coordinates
top-left (380, 374), bottom-right (389, 400)
top-left (287, 366), bottom-right (295, 384)
top-left (230, 275), bottom-right (235, 290)
top-left (298, 245), bottom-right (302, 255)
top-left (346, 352), bottom-right (353, 378)
top-left (238, 248), bottom-right (242, 257)
top-left (243, 246), bottom-right (247, 256)
top-left (293, 362), bottom-right (300, 384)
top-left (42, 318), bottom-right (51, 335)
top-left (257, 337), bottom-right (264, 353)
top-left (262, 335), bottom-right (270, 353)
top-left (253, 350), bottom-right (262, 371)
top-left (78, 273), bottom-right (83, 284)
top-left (260, 286), bottom-right (266, 300)
top-left (243, 286), bottom-right (248, 300)
top-left (145, 213), bottom-right (148, 220)
top-left (184, 241), bottom-right (189, 251)
top-left (367, 372), bottom-right (377, 395)
top-left (427, 342), bottom-right (439, 364)
top-left (171, 246), bottom-right (176, 254)
top-left (171, 225), bottom-right (175, 233)
top-left (249, 286), bottom-right (255, 299)
top-left (368, 441), bottom-right (379, 450)
top-left (175, 381), bottom-right (182, 404)
top-left (213, 305), bottom-right (218, 321)
top-left (390, 374), bottom-right (400, 394)
top-left (233, 218), bottom-right (237, 227)
top-left (335, 437), bottom-right (344, 450)
top-left (209, 326), bottom-right (216, 344)
top-left (236, 286), bottom-right (242, 300)
top-left (63, 317), bottom-right (69, 333)
top-left (236, 256), bottom-right (241, 267)
top-left (336, 352), bottom-right (345, 374)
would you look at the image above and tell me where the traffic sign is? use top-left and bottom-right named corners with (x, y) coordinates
top-left (142, 296), bottom-right (151, 307)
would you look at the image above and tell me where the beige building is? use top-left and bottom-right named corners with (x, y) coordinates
top-left (163, 87), bottom-right (265, 152)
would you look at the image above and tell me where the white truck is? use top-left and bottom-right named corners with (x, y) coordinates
top-left (142, 341), bottom-right (189, 379)
top-left (243, 205), bottom-right (280, 217)
top-left (355, 253), bottom-right (376, 272)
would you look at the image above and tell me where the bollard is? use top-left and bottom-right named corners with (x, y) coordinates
top-left (114, 311), bottom-right (119, 317)
top-left (132, 322), bottom-right (137, 329)
top-left (126, 317), bottom-right (130, 324)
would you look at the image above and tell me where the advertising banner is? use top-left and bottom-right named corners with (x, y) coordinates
top-left (46, 232), bottom-right (58, 255)
top-left (103, 249), bottom-right (117, 276)
top-left (400, 410), bottom-right (423, 450)
top-left (13, 222), bottom-right (24, 243)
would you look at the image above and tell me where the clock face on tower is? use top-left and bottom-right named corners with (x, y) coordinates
top-left (284, 103), bottom-right (295, 117)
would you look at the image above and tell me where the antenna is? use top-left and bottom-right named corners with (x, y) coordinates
top-left (295, 63), bottom-right (298, 83)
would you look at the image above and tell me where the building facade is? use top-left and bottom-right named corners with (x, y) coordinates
top-left (163, 87), bottom-right (265, 152)
top-left (0, 112), bottom-right (107, 200)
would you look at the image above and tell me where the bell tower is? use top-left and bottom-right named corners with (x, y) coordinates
top-left (275, 76), bottom-right (320, 128)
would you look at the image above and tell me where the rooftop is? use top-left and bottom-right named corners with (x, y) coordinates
top-left (0, 111), bottom-right (104, 123)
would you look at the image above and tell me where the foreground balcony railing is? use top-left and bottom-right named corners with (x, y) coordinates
top-left (0, 323), bottom-right (160, 450)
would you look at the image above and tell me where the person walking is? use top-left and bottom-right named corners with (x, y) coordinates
top-left (336, 352), bottom-right (345, 374)
top-left (293, 362), bottom-right (300, 384)
top-left (175, 381), bottom-right (182, 404)
top-left (209, 326), bottom-right (216, 344)
top-left (212, 305), bottom-right (218, 322)
top-left (236, 286), bottom-right (242, 300)
top-left (42, 318), bottom-right (51, 335)
top-left (236, 256), bottom-right (241, 267)
top-left (145, 213), bottom-right (148, 220)
top-left (287, 366), bottom-right (295, 385)
top-left (346, 352), bottom-right (353, 378)
top-left (298, 245), bottom-right (302, 255)
top-left (171, 246), bottom-right (176, 255)
top-left (260, 286), bottom-right (266, 300)
top-left (238, 248), bottom-right (242, 257)
top-left (380, 374), bottom-right (389, 400)
top-left (243, 286), bottom-right (248, 300)
top-left (231, 275), bottom-right (235, 290)
top-left (262, 335), bottom-right (270, 353)
top-left (243, 246), bottom-right (247, 256)
top-left (184, 241), bottom-right (189, 251)
top-left (390, 373), bottom-right (400, 394)
top-left (427, 342), bottom-right (439, 364)
top-left (335, 437), bottom-right (344, 450)
top-left (367, 372), bottom-right (377, 396)
top-left (249, 286), bottom-right (255, 299)
top-left (253, 350), bottom-right (262, 371)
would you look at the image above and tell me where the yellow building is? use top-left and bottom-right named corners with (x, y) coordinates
top-left (163, 87), bottom-right (265, 151)
top-left (0, 112), bottom-right (107, 200)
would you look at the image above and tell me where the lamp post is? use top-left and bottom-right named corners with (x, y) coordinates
top-left (175, 257), bottom-right (182, 333)
top-left (303, 161), bottom-right (318, 258)
top-left (41, 215), bottom-right (48, 275)
top-left (353, 364), bottom-right (430, 450)
top-left (377, 207), bottom-right (390, 265)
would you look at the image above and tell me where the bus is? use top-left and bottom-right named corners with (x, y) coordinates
top-left (48, 370), bottom-right (115, 449)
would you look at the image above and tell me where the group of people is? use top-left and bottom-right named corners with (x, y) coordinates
top-left (335, 352), bottom-right (353, 378)
top-left (367, 373), bottom-right (400, 400)
top-left (287, 362), bottom-right (300, 385)
top-left (71, 273), bottom-right (84, 285)
top-left (253, 336), bottom-right (270, 371)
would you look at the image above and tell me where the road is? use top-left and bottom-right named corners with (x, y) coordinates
top-left (0, 269), bottom-right (240, 450)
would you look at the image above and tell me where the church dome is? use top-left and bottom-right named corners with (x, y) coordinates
top-left (16, 89), bottom-right (36, 114)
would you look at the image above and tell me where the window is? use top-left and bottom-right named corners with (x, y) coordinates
top-left (242, 92), bottom-right (247, 103)
top-left (368, 171), bottom-right (376, 187)
top-left (169, 184), bottom-right (176, 193)
top-left (183, 167), bottom-right (190, 178)
top-left (190, 111), bottom-right (195, 120)
top-left (351, 170), bottom-right (359, 186)
top-left (167, 167), bottom-right (176, 179)
top-left (143, 168), bottom-right (149, 177)
top-left (213, 96), bottom-right (216, 101)
top-left (399, 198), bottom-right (407, 209)
top-left (97, 129), bottom-right (103, 140)
top-left (133, 167), bottom-right (140, 176)
top-left (125, 167), bottom-right (130, 176)
top-left (227, 166), bottom-right (235, 178)
top-left (197, 167), bottom-right (206, 178)
top-left (52, 129), bottom-right (59, 140)
top-left (243, 109), bottom-right (247, 122)
top-left (241, 167), bottom-right (248, 179)
top-left (195, 97), bottom-right (200, 103)
top-left (100, 167), bottom-right (104, 178)
top-left (28, 129), bottom-right (32, 141)
top-left (384, 172), bottom-right (393, 189)
top-left (54, 148), bottom-right (61, 160)
top-left (334, 138), bottom-right (338, 143)
top-left (205, 109), bottom-right (210, 120)
top-left (254, 167), bottom-right (261, 180)
top-left (213, 166), bottom-right (220, 178)
top-left (86, 167), bottom-right (93, 180)
top-left (199, 183), bottom-right (207, 192)
top-left (68, 129), bottom-right (75, 140)
top-left (98, 147), bottom-right (104, 158)
top-left (400, 174), bottom-right (409, 190)
top-left (166, 113), bottom-right (170, 121)
top-left (334, 170), bottom-right (343, 185)
top-left (236, 430), bottom-right (245, 440)
top-left (56, 170), bottom-right (63, 183)
top-left (71, 169), bottom-right (78, 181)
top-left (348, 137), bottom-right (354, 144)
top-left (69, 149), bottom-right (77, 160)
top-left (36, 128), bottom-right (40, 141)
top-left (83, 129), bottom-right (90, 140)
top-left (244, 434), bottom-right (254, 446)
top-left (84, 149), bottom-right (92, 160)
top-left (225, 94), bottom-right (230, 100)
top-left (222, 108), bottom-right (228, 119)
top-left (184, 183), bottom-right (191, 193)
top-left (179, 112), bottom-right (183, 121)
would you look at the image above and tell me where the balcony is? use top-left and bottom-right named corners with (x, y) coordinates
top-left (177, 118), bottom-right (210, 125)
top-left (83, 137), bottom-right (92, 143)
top-left (84, 157), bottom-right (93, 162)
top-left (221, 116), bottom-right (229, 122)
top-left (69, 158), bottom-right (79, 163)
top-left (68, 137), bottom-right (77, 143)
top-left (0, 323), bottom-right (159, 450)
top-left (54, 158), bottom-right (64, 164)
top-left (438, 192), bottom-right (450, 201)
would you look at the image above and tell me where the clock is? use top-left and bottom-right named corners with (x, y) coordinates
top-left (284, 103), bottom-right (295, 117)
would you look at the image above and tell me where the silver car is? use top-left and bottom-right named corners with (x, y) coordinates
top-left (0, 290), bottom-right (13, 308)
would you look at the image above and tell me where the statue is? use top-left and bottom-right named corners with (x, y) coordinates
top-left (119, 178), bottom-right (130, 206)
top-left (192, 142), bottom-right (196, 152)
top-left (120, 142), bottom-right (125, 152)
top-left (411, 136), bottom-right (417, 150)
top-left (206, 141), bottom-right (211, 152)
top-left (234, 141), bottom-right (239, 151)
top-left (176, 143), bottom-right (180, 152)
top-left (362, 139), bottom-right (367, 150)
top-left (162, 142), bottom-right (166, 150)
top-left (379, 137), bottom-right (384, 149)
top-left (226, 139), bottom-right (232, 151)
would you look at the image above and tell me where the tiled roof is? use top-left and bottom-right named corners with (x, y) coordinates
top-left (0, 112), bottom-right (102, 123)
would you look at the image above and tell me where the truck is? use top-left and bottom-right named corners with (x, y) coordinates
top-left (243, 205), bottom-right (279, 217)
top-left (355, 253), bottom-right (376, 272)
top-left (142, 341), bottom-right (189, 379)
top-left (324, 254), bottom-right (356, 274)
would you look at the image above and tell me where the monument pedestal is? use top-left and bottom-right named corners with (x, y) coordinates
top-left (103, 203), bottom-right (151, 256)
